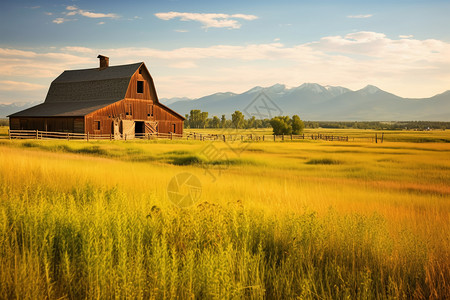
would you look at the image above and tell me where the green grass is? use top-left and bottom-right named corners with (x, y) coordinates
top-left (0, 134), bottom-right (449, 299)
top-left (186, 127), bottom-right (450, 143)
top-left (305, 158), bottom-right (342, 165)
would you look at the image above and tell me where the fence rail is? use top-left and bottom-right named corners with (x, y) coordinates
top-left (8, 130), bottom-right (383, 143)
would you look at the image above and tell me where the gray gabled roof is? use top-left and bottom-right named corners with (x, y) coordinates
top-left (45, 62), bottom-right (142, 103)
top-left (9, 62), bottom-right (143, 117)
top-left (7, 101), bottom-right (117, 117)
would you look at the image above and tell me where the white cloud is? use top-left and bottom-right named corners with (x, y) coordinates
top-left (1, 32), bottom-right (449, 99)
top-left (168, 61), bottom-right (197, 69)
top-left (52, 18), bottom-right (69, 24)
top-left (154, 12), bottom-right (258, 29)
top-left (347, 14), bottom-right (373, 19)
top-left (0, 81), bottom-right (46, 91)
top-left (175, 29), bottom-right (189, 33)
top-left (45, 12), bottom-right (53, 16)
top-left (98, 22), bottom-right (105, 25)
top-left (61, 46), bottom-right (95, 54)
top-left (53, 6), bottom-right (119, 24)
top-left (399, 35), bottom-right (414, 39)
top-left (78, 10), bottom-right (119, 19)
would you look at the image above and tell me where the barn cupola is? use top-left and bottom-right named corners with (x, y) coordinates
top-left (97, 55), bottom-right (109, 70)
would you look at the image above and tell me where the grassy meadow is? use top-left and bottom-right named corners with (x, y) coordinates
top-left (0, 129), bottom-right (449, 299)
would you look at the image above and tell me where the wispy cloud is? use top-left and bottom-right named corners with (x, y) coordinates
top-left (347, 14), bottom-right (373, 19)
top-left (154, 12), bottom-right (258, 29)
top-left (52, 18), bottom-right (70, 24)
top-left (175, 29), bottom-right (189, 33)
top-left (53, 6), bottom-right (119, 24)
top-left (1, 32), bottom-right (449, 99)
top-left (168, 61), bottom-right (197, 69)
top-left (399, 35), bottom-right (414, 39)
top-left (0, 81), bottom-right (45, 91)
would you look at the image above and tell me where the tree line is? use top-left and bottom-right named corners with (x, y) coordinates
top-left (184, 110), bottom-right (305, 135)
top-left (183, 111), bottom-right (450, 132)
top-left (304, 121), bottom-right (450, 130)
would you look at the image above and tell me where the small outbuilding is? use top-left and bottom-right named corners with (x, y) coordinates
top-left (8, 55), bottom-right (184, 138)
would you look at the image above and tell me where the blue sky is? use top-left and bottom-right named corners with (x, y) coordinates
top-left (1, 0), bottom-right (449, 103)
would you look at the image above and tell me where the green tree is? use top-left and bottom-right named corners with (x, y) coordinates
top-left (211, 116), bottom-right (220, 128)
top-left (291, 115), bottom-right (304, 134)
top-left (231, 111), bottom-right (245, 129)
top-left (189, 110), bottom-right (202, 128)
top-left (200, 111), bottom-right (209, 128)
top-left (184, 114), bottom-right (190, 128)
top-left (270, 116), bottom-right (292, 135)
top-left (220, 115), bottom-right (227, 128)
top-left (248, 116), bottom-right (257, 129)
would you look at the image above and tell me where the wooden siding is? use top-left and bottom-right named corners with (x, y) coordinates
top-left (9, 64), bottom-right (184, 135)
top-left (84, 67), bottom-right (183, 135)
top-left (124, 66), bottom-right (157, 101)
top-left (85, 99), bottom-right (183, 135)
top-left (9, 117), bottom-right (84, 133)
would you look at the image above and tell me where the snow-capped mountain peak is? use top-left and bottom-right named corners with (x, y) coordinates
top-left (298, 83), bottom-right (328, 93)
top-left (358, 85), bottom-right (381, 95)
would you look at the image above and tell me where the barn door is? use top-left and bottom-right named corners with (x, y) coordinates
top-left (145, 121), bottom-right (158, 134)
top-left (112, 119), bottom-right (121, 140)
top-left (121, 120), bottom-right (135, 139)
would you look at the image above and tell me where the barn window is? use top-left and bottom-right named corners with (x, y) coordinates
top-left (126, 104), bottom-right (132, 116)
top-left (94, 121), bottom-right (100, 131)
top-left (173, 124), bottom-right (176, 133)
top-left (137, 81), bottom-right (144, 93)
top-left (139, 68), bottom-right (142, 74)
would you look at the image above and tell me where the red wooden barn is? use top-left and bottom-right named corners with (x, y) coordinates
top-left (8, 55), bottom-right (184, 138)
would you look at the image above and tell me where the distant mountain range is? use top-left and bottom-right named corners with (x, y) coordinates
top-left (0, 102), bottom-right (41, 119)
top-left (161, 84), bottom-right (450, 121)
top-left (1, 84), bottom-right (449, 121)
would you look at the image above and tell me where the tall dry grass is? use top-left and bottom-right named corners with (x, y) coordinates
top-left (0, 137), bottom-right (449, 299)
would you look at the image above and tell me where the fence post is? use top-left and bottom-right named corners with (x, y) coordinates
top-left (263, 135), bottom-right (265, 141)
top-left (223, 135), bottom-right (226, 142)
top-left (381, 132), bottom-right (384, 143)
top-left (36, 130), bottom-right (38, 139)
top-left (67, 132), bottom-right (69, 141)
top-left (125, 134), bottom-right (127, 141)
top-left (375, 134), bottom-right (378, 143)
top-left (8, 129), bottom-right (11, 139)
top-left (87, 132), bottom-right (89, 142)
top-left (282, 135), bottom-right (284, 141)
top-left (110, 133), bottom-right (112, 141)
top-left (274, 135), bottom-right (276, 142)
top-left (170, 133), bottom-right (173, 140)
top-left (290, 134), bottom-right (293, 140)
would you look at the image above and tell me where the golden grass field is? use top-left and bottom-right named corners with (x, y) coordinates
top-left (0, 127), bottom-right (449, 299)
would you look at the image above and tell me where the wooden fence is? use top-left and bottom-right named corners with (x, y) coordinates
top-left (8, 130), bottom-right (384, 143)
